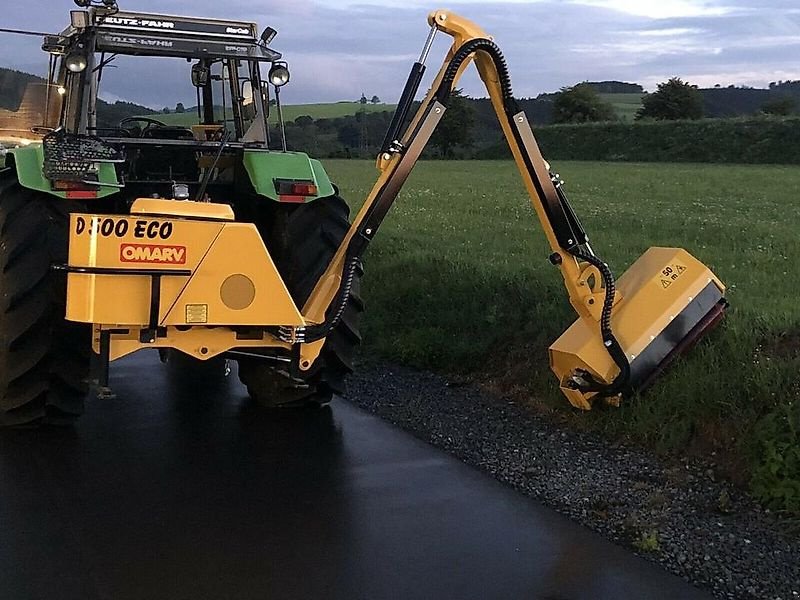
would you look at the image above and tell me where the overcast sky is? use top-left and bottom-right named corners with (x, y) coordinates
top-left (2, 0), bottom-right (799, 108)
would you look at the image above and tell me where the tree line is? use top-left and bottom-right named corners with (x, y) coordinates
top-left (553, 77), bottom-right (798, 124)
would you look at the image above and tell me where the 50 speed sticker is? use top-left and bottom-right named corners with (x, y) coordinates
top-left (659, 263), bottom-right (687, 289)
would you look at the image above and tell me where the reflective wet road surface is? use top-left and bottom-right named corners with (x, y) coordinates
top-left (0, 353), bottom-right (710, 599)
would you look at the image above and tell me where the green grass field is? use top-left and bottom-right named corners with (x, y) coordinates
top-left (599, 93), bottom-right (644, 121)
top-left (149, 101), bottom-right (395, 126)
top-left (324, 159), bottom-right (800, 510)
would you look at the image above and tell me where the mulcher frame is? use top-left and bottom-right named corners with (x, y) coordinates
top-left (53, 9), bottom-right (726, 409)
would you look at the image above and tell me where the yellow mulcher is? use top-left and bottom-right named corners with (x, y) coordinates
top-left (0, 3), bottom-right (726, 426)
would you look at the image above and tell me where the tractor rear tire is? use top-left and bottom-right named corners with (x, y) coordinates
top-left (0, 174), bottom-right (90, 427)
top-left (237, 194), bottom-right (363, 408)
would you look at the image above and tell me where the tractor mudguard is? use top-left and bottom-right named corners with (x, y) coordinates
top-left (243, 150), bottom-right (335, 203)
top-left (7, 144), bottom-right (120, 199)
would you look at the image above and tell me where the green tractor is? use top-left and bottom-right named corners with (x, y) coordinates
top-left (0, 2), bottom-right (727, 428)
top-left (0, 1), bottom-right (361, 426)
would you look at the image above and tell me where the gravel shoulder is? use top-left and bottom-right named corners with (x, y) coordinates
top-left (346, 363), bottom-right (800, 600)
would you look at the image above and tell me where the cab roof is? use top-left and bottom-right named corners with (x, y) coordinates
top-left (91, 10), bottom-right (281, 61)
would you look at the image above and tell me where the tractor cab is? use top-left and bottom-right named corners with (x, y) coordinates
top-left (3, 1), bottom-right (326, 207)
top-left (50, 5), bottom-right (283, 142)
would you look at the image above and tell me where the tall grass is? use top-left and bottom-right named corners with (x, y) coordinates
top-left (325, 159), bottom-right (800, 510)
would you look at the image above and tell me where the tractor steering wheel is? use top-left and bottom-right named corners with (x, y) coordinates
top-left (119, 116), bottom-right (168, 137)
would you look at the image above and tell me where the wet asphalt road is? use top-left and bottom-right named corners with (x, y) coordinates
top-left (0, 353), bottom-right (711, 600)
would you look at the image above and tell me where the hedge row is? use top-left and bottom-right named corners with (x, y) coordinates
top-left (476, 117), bottom-right (800, 164)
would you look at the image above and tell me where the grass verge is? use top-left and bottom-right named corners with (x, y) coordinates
top-left (324, 159), bottom-right (800, 512)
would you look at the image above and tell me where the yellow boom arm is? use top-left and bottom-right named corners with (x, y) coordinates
top-left (303, 10), bottom-right (599, 324)
top-left (299, 10), bottom-right (727, 409)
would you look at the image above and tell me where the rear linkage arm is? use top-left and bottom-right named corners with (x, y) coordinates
top-left (295, 10), bottom-right (630, 396)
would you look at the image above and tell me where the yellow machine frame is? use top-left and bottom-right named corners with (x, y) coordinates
top-left (65, 10), bottom-right (726, 409)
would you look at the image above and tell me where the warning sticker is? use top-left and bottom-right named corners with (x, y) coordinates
top-left (659, 263), bottom-right (688, 289)
top-left (185, 304), bottom-right (208, 324)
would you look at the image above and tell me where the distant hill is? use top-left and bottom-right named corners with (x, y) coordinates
top-left (583, 87), bottom-right (800, 121)
top-left (534, 80), bottom-right (800, 121)
top-left (0, 67), bottom-right (155, 133)
top-left (0, 68), bottom-right (42, 112)
top-left (533, 81), bottom-right (645, 121)
top-left (700, 85), bottom-right (800, 118)
top-left (537, 81), bottom-right (644, 100)
top-left (584, 81), bottom-right (644, 94)
top-left (148, 101), bottom-right (397, 126)
top-left (598, 93), bottom-right (645, 121)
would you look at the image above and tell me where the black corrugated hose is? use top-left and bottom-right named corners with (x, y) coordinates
top-left (567, 249), bottom-right (631, 396)
top-left (301, 255), bottom-right (361, 342)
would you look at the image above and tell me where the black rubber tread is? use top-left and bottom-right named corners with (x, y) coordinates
top-left (0, 171), bottom-right (90, 427)
top-left (238, 194), bottom-right (363, 408)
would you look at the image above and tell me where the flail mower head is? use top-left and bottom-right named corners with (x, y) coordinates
top-left (549, 247), bottom-right (727, 410)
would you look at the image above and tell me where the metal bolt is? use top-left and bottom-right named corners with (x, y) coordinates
top-left (366, 228), bottom-right (373, 235)
top-left (517, 116), bottom-right (524, 122)
top-left (382, 153), bottom-right (391, 161)
top-left (435, 107), bottom-right (442, 114)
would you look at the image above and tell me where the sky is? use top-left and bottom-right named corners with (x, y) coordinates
top-left (2, 0), bottom-right (799, 108)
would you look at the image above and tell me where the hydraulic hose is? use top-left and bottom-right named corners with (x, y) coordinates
top-left (300, 255), bottom-right (361, 343)
top-left (566, 249), bottom-right (631, 396)
top-left (434, 38), bottom-right (516, 110)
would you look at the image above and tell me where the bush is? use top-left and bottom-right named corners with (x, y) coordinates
top-left (553, 83), bottom-right (616, 124)
top-left (637, 77), bottom-right (704, 120)
top-left (751, 403), bottom-right (800, 512)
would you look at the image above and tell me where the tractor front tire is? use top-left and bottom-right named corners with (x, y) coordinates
top-left (237, 194), bottom-right (363, 408)
top-left (0, 175), bottom-right (90, 427)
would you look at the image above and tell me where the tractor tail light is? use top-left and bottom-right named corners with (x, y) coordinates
top-left (53, 180), bottom-right (98, 199)
top-left (274, 178), bottom-right (318, 203)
